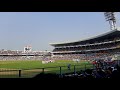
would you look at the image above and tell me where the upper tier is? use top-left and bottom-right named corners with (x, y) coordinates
top-left (50, 29), bottom-right (120, 47)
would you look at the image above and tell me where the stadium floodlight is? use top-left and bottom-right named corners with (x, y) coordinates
top-left (104, 12), bottom-right (116, 30)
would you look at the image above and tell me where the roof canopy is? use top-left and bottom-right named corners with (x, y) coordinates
top-left (50, 29), bottom-right (120, 47)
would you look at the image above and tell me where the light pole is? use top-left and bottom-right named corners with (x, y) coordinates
top-left (104, 12), bottom-right (116, 30)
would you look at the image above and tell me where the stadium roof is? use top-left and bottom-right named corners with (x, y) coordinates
top-left (50, 29), bottom-right (120, 46)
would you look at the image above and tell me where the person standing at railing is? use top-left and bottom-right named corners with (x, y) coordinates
top-left (68, 64), bottom-right (71, 70)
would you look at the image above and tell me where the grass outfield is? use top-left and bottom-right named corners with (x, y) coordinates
top-left (0, 60), bottom-right (93, 78)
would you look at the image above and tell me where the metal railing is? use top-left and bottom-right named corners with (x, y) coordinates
top-left (0, 64), bottom-right (93, 78)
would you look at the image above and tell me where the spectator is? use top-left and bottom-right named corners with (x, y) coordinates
top-left (68, 64), bottom-right (71, 70)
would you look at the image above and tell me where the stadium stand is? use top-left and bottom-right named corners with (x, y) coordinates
top-left (50, 29), bottom-right (120, 62)
top-left (0, 50), bottom-right (51, 60)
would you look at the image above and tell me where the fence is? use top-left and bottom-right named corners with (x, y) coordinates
top-left (0, 64), bottom-right (94, 78)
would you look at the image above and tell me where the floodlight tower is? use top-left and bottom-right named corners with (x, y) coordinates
top-left (104, 12), bottom-right (116, 30)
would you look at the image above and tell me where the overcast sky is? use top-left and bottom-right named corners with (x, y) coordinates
top-left (0, 12), bottom-right (120, 51)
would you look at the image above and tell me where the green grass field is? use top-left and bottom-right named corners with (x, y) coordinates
top-left (0, 60), bottom-right (93, 78)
